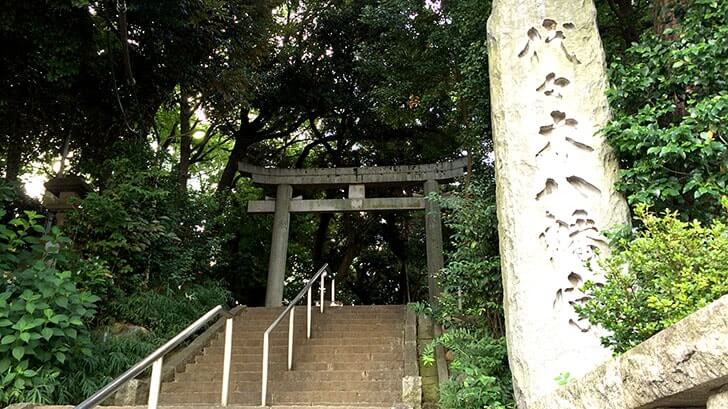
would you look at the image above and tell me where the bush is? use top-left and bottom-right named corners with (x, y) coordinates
top-left (51, 283), bottom-right (229, 404)
top-left (437, 175), bottom-right (504, 336)
top-left (576, 204), bottom-right (728, 353)
top-left (0, 210), bottom-right (99, 405)
top-left (424, 328), bottom-right (513, 409)
top-left (109, 282), bottom-right (230, 340)
top-left (56, 336), bottom-right (156, 403)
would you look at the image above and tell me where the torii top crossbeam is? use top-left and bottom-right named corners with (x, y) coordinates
top-left (238, 157), bottom-right (468, 187)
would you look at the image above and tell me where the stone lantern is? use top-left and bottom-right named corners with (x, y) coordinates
top-left (43, 175), bottom-right (90, 226)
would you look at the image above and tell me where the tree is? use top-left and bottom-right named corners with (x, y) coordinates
top-left (604, 0), bottom-right (728, 221)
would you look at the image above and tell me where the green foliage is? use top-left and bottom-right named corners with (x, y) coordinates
top-left (437, 173), bottom-right (503, 334)
top-left (66, 144), bottom-right (228, 293)
top-left (56, 336), bottom-right (155, 404)
top-left (554, 372), bottom-right (572, 386)
top-left (421, 171), bottom-right (513, 409)
top-left (605, 0), bottom-right (728, 220)
top-left (53, 282), bottom-right (229, 404)
top-left (576, 205), bottom-right (728, 354)
top-left (423, 329), bottom-right (513, 409)
top-left (110, 282), bottom-right (230, 340)
top-left (0, 210), bottom-right (98, 405)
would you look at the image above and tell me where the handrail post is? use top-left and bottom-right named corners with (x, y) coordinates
top-left (307, 287), bottom-right (312, 339)
top-left (319, 271), bottom-right (325, 313)
top-left (148, 357), bottom-right (163, 409)
top-left (261, 332), bottom-right (269, 406)
top-left (330, 277), bottom-right (335, 306)
top-left (288, 308), bottom-right (295, 370)
top-left (221, 317), bottom-right (233, 406)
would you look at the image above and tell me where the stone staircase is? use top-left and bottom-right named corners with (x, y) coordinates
top-left (158, 305), bottom-right (408, 408)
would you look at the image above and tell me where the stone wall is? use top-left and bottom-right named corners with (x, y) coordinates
top-left (529, 295), bottom-right (728, 409)
top-left (416, 315), bottom-right (440, 409)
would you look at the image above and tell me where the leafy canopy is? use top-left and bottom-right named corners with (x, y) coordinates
top-left (605, 0), bottom-right (728, 220)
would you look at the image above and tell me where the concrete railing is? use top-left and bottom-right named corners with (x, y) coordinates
top-left (530, 295), bottom-right (728, 409)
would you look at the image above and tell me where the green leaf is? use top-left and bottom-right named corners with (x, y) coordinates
top-left (55, 297), bottom-right (68, 308)
top-left (0, 335), bottom-right (16, 345)
top-left (12, 346), bottom-right (24, 361)
top-left (54, 351), bottom-right (65, 364)
top-left (41, 328), bottom-right (53, 340)
top-left (0, 358), bottom-right (9, 373)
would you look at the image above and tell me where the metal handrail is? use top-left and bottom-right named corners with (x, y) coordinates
top-left (76, 305), bottom-right (235, 409)
top-left (260, 264), bottom-right (332, 406)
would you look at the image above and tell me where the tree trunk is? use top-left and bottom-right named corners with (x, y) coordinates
top-left (381, 214), bottom-right (410, 304)
top-left (218, 134), bottom-right (255, 193)
top-left (178, 90), bottom-right (193, 192)
top-left (606, 0), bottom-right (641, 45)
top-left (312, 213), bottom-right (332, 268)
top-left (4, 139), bottom-right (22, 184)
top-left (653, 0), bottom-right (685, 37)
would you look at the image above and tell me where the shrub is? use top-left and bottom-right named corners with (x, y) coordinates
top-left (52, 282), bottom-right (229, 404)
top-left (424, 328), bottom-right (513, 409)
top-left (576, 204), bottom-right (728, 353)
top-left (56, 336), bottom-right (156, 404)
top-left (109, 282), bottom-right (230, 340)
top-left (0, 210), bottom-right (99, 405)
top-left (437, 175), bottom-right (503, 336)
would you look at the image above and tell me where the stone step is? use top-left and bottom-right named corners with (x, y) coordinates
top-left (201, 346), bottom-right (402, 362)
top-left (186, 360), bottom-right (404, 372)
top-left (159, 390), bottom-right (400, 405)
top-left (156, 305), bottom-right (407, 408)
top-left (212, 336), bottom-right (403, 347)
top-left (194, 353), bottom-right (404, 366)
top-left (174, 369), bottom-right (403, 383)
top-left (161, 379), bottom-right (401, 394)
top-left (203, 343), bottom-right (403, 355)
top-left (229, 330), bottom-right (405, 339)
top-left (210, 326), bottom-right (404, 339)
top-left (235, 315), bottom-right (406, 323)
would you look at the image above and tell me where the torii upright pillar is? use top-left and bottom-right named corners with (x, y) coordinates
top-left (265, 184), bottom-right (292, 307)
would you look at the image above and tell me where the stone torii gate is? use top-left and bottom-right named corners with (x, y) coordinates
top-left (239, 158), bottom-right (468, 308)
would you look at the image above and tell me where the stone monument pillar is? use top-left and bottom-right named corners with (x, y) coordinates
top-left (487, 2), bottom-right (630, 407)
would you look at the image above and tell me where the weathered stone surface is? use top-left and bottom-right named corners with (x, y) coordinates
top-left (404, 307), bottom-right (419, 378)
top-left (111, 379), bottom-right (139, 406)
top-left (486, 0), bottom-right (630, 407)
top-left (4, 403), bottom-right (36, 409)
top-left (417, 315), bottom-right (439, 407)
top-left (402, 376), bottom-right (423, 409)
top-left (265, 184), bottom-right (292, 307)
top-left (248, 197), bottom-right (426, 214)
top-left (529, 295), bottom-right (728, 409)
top-left (239, 158), bottom-right (467, 186)
top-left (707, 385), bottom-right (728, 409)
